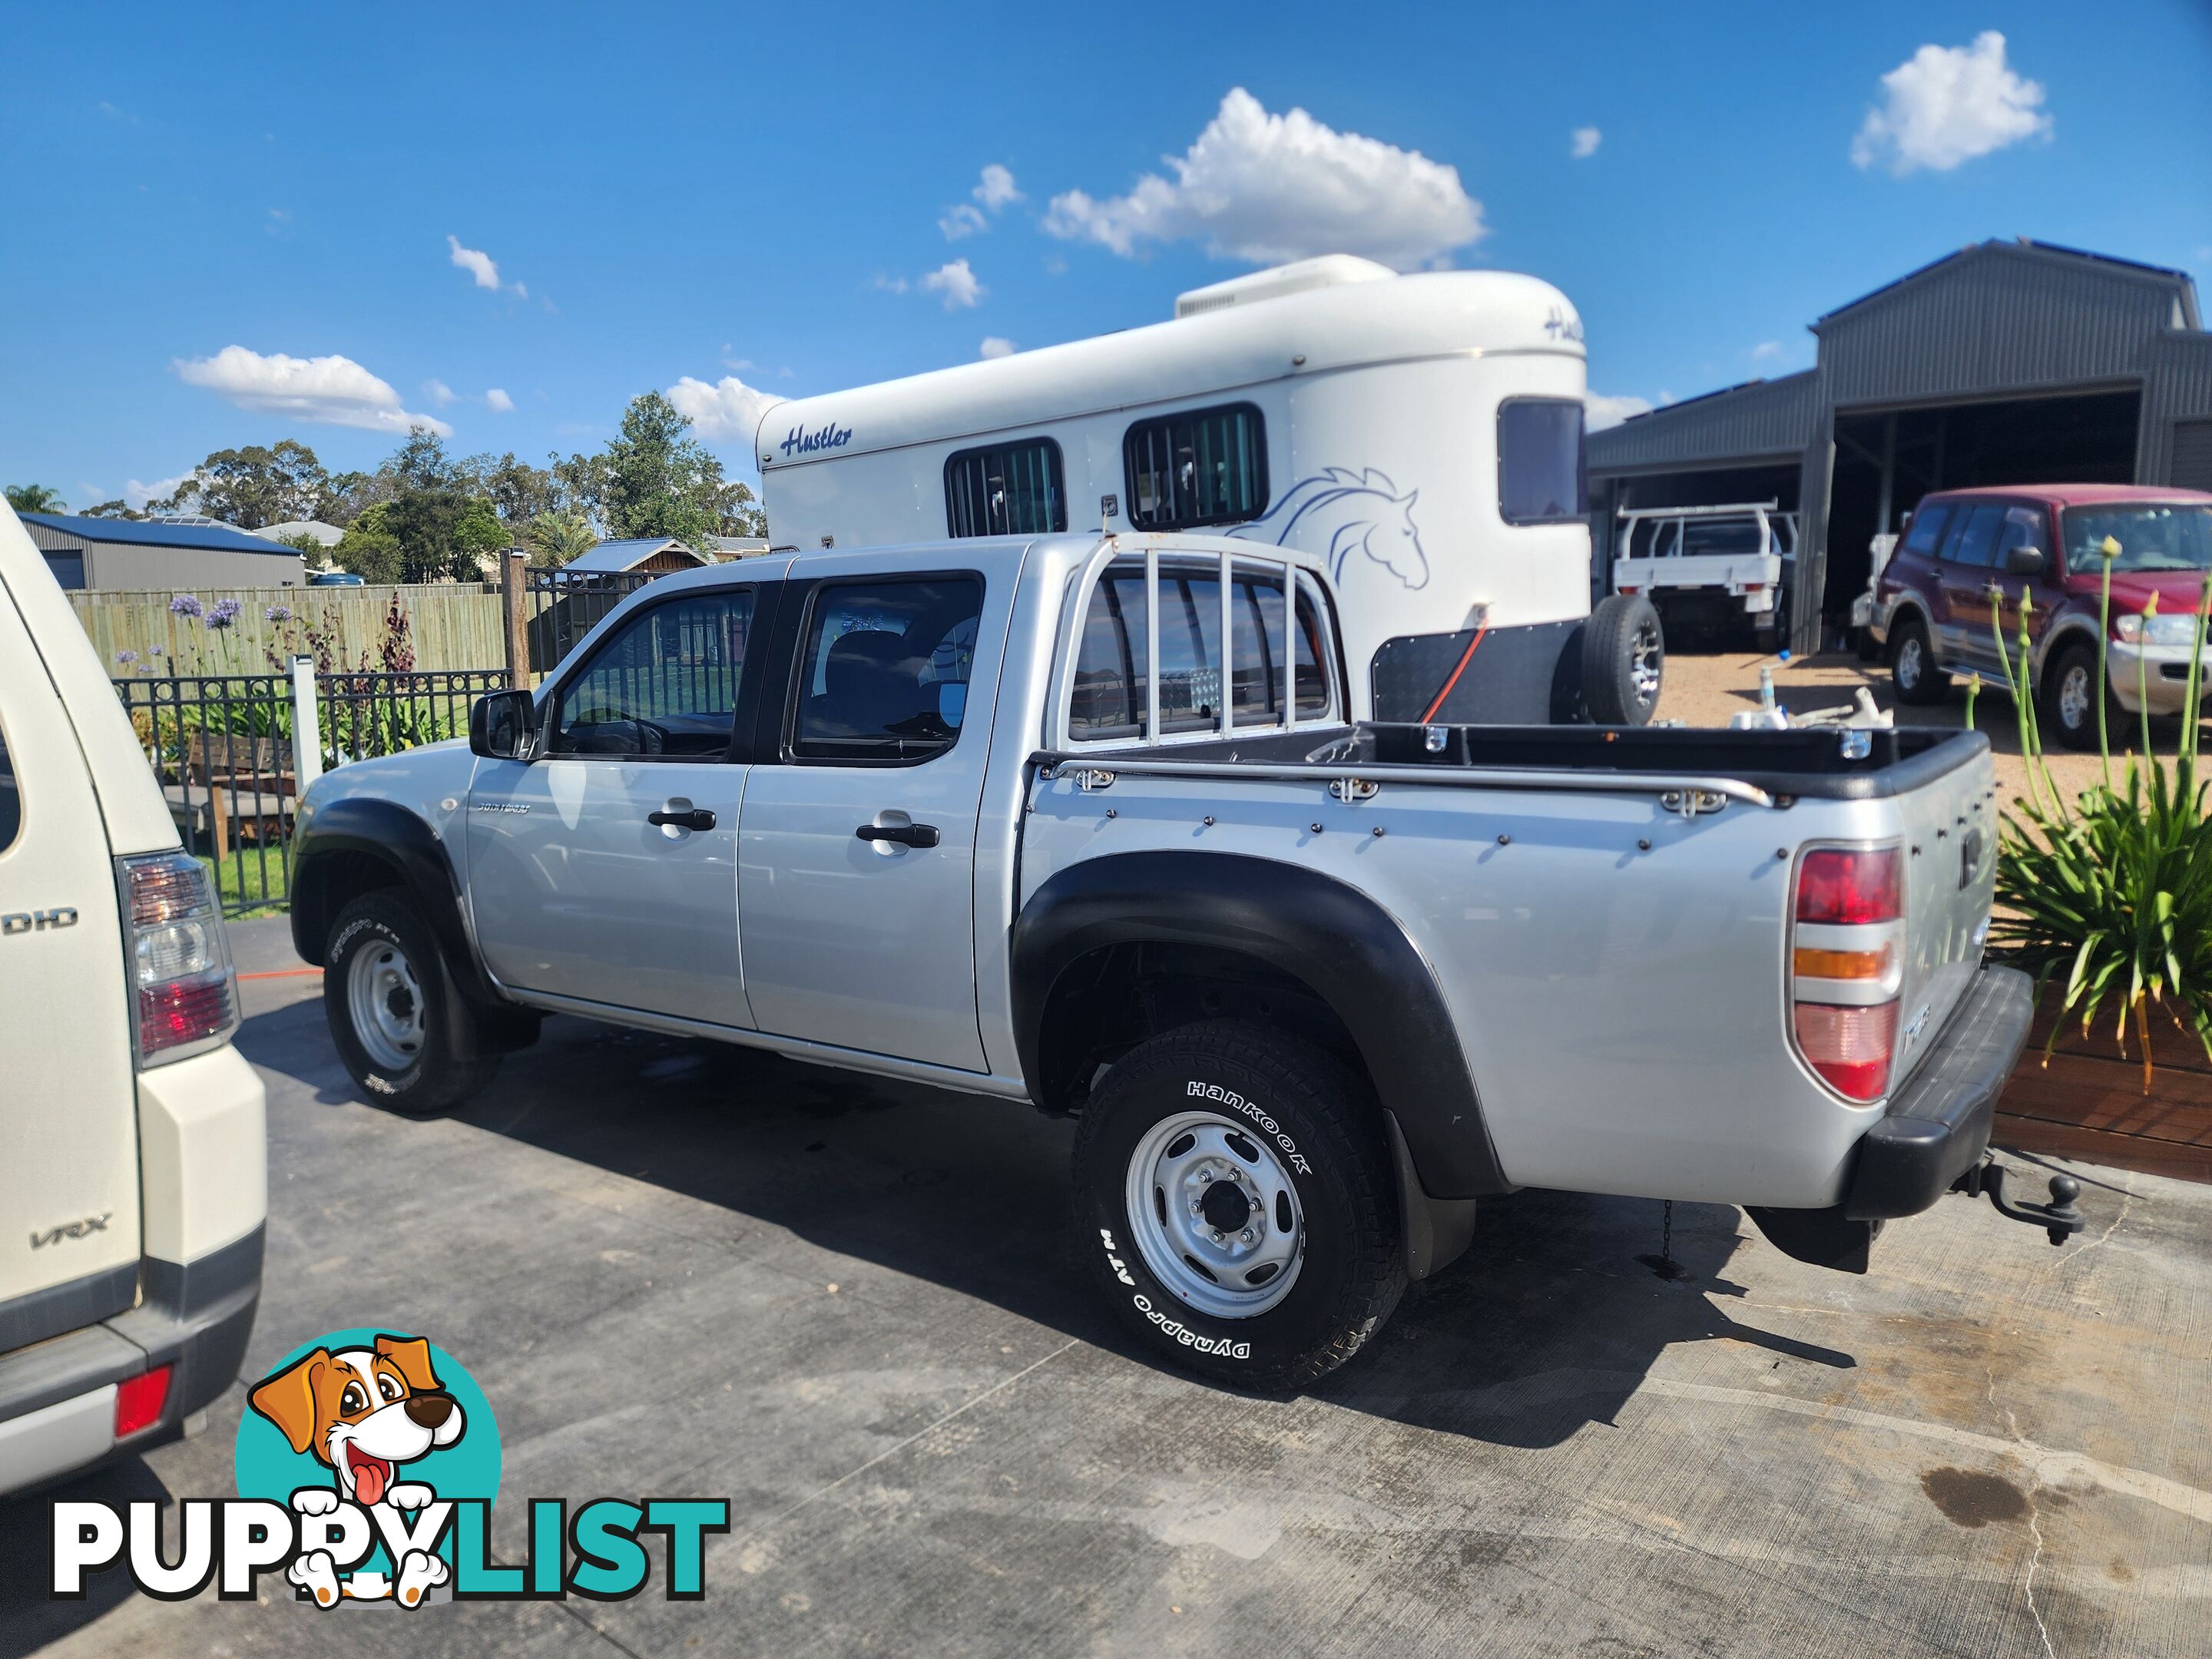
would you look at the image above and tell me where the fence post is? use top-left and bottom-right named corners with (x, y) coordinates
top-left (290, 656), bottom-right (323, 793)
top-left (503, 549), bottom-right (531, 690)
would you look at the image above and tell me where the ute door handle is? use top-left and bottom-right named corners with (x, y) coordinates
top-left (648, 806), bottom-right (717, 832)
top-left (856, 822), bottom-right (940, 848)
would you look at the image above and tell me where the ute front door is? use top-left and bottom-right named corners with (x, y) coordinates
top-left (467, 583), bottom-right (766, 1028)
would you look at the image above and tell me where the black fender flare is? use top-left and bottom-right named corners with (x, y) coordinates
top-left (1010, 850), bottom-right (1510, 1205)
top-left (290, 796), bottom-right (531, 1053)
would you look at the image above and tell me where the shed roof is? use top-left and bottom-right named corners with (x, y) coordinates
top-left (564, 538), bottom-right (706, 573)
top-left (1817, 239), bottom-right (2199, 331)
top-left (19, 511), bottom-right (305, 556)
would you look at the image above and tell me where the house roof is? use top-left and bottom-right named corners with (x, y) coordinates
top-left (21, 511), bottom-right (305, 556)
top-left (564, 538), bottom-right (706, 573)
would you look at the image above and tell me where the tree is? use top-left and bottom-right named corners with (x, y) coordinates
top-left (716, 479), bottom-right (768, 539)
top-left (595, 392), bottom-right (731, 551)
top-left (378, 430), bottom-right (485, 581)
top-left (5, 483), bottom-right (68, 515)
top-left (453, 498), bottom-right (509, 575)
top-left (467, 452), bottom-right (565, 529)
top-left (333, 502), bottom-right (403, 584)
top-left (153, 442), bottom-right (339, 528)
top-left (524, 508), bottom-right (598, 568)
top-left (81, 499), bottom-right (144, 519)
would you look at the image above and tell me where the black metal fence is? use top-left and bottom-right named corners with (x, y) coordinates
top-left (114, 669), bottom-right (509, 916)
top-left (527, 569), bottom-right (655, 670)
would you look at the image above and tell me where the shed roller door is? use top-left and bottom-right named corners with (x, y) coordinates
top-left (2174, 419), bottom-right (2212, 494)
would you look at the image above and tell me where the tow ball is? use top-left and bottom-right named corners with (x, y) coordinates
top-left (1950, 1158), bottom-right (2086, 1247)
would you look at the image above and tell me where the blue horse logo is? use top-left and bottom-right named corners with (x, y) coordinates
top-left (1226, 469), bottom-right (1429, 591)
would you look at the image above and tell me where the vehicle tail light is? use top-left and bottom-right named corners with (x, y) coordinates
top-left (1618, 586), bottom-right (1640, 596)
top-left (117, 852), bottom-right (238, 1065)
top-left (114, 1365), bottom-right (173, 1438)
top-left (1743, 583), bottom-right (1766, 594)
top-left (1790, 846), bottom-right (1902, 1102)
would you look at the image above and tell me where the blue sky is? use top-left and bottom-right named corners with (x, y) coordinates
top-left (5, 2), bottom-right (2208, 511)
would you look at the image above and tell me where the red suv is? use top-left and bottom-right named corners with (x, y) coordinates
top-left (1873, 484), bottom-right (2212, 749)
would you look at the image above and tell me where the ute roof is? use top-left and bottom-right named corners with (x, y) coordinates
top-left (1922, 484), bottom-right (2212, 508)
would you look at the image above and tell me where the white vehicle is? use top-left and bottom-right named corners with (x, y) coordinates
top-left (1613, 502), bottom-right (1796, 646)
top-left (750, 255), bottom-right (1664, 726)
top-left (0, 507), bottom-right (265, 1498)
top-left (293, 531), bottom-right (2079, 1387)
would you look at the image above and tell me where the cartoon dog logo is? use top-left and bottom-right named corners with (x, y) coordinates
top-left (248, 1334), bottom-right (466, 1607)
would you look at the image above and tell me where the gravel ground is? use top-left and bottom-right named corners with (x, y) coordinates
top-left (1654, 641), bottom-right (2197, 810)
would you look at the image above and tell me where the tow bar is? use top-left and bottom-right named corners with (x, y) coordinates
top-left (1952, 1157), bottom-right (2086, 1247)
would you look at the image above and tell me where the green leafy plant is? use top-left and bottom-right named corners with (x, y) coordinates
top-left (1987, 543), bottom-right (2212, 1089)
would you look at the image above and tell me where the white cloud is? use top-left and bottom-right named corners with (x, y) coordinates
top-left (127, 473), bottom-right (194, 508)
top-left (1584, 392), bottom-right (1654, 432)
top-left (1044, 88), bottom-right (1483, 269)
top-left (1852, 31), bottom-right (2051, 175)
top-left (873, 273), bottom-right (909, 295)
top-left (1570, 127), bottom-right (1601, 160)
top-left (447, 235), bottom-right (501, 290)
top-left (1750, 340), bottom-right (1784, 361)
top-left (979, 336), bottom-right (1015, 359)
top-left (939, 203), bottom-right (988, 240)
top-left (174, 346), bottom-right (453, 436)
top-left (922, 258), bottom-right (984, 310)
top-left (485, 388), bottom-right (515, 413)
top-left (424, 377), bottom-right (457, 407)
top-left (974, 164), bottom-right (1020, 210)
top-left (667, 373), bottom-right (778, 444)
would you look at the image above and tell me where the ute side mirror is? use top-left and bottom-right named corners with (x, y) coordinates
top-left (2005, 545), bottom-right (2047, 576)
top-left (469, 688), bottom-right (541, 760)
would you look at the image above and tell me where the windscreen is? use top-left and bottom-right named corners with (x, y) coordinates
top-left (2062, 505), bottom-right (2212, 573)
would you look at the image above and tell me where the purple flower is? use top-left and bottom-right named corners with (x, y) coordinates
top-left (115, 649), bottom-right (137, 665)
top-left (169, 594), bottom-right (203, 618)
top-left (207, 598), bottom-right (242, 631)
top-left (148, 644), bottom-right (164, 657)
top-left (265, 604), bottom-right (293, 623)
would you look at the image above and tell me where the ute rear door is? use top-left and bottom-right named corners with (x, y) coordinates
top-left (0, 535), bottom-right (142, 1349)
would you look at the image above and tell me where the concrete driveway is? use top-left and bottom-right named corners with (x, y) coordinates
top-left (5, 918), bottom-right (2207, 1657)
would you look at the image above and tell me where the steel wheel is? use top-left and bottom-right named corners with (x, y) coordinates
top-left (347, 938), bottom-right (426, 1072)
top-left (1124, 1111), bottom-right (1304, 1320)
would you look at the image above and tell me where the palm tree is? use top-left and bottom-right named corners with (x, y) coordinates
top-left (5, 484), bottom-right (68, 515)
top-left (524, 509), bottom-right (599, 567)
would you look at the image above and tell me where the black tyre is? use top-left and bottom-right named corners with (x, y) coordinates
top-left (1888, 614), bottom-right (1949, 705)
top-left (1071, 1021), bottom-right (1406, 1389)
top-left (1854, 626), bottom-right (1883, 664)
top-left (1581, 594), bottom-right (1664, 725)
top-left (2039, 637), bottom-right (2118, 753)
top-left (323, 892), bottom-right (499, 1115)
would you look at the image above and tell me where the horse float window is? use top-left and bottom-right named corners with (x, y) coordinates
top-left (1498, 398), bottom-right (1586, 527)
top-left (1123, 403), bottom-right (1270, 531)
top-left (945, 438), bottom-right (1068, 538)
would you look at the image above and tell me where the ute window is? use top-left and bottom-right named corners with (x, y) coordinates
top-left (1681, 519), bottom-right (1764, 558)
top-left (1123, 404), bottom-right (1269, 530)
top-left (1498, 399), bottom-right (1586, 525)
top-left (792, 576), bottom-right (984, 763)
top-left (945, 438), bottom-right (1068, 538)
top-left (1068, 556), bottom-right (1331, 742)
top-left (551, 591), bottom-right (754, 758)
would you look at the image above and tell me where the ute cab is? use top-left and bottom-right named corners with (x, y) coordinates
top-left (1873, 484), bottom-right (2212, 747)
top-left (0, 505), bottom-right (265, 1497)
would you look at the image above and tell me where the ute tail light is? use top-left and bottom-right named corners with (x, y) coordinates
top-left (1790, 846), bottom-right (1903, 1103)
top-left (118, 852), bottom-right (239, 1065)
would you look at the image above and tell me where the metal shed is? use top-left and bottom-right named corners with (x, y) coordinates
top-left (18, 511), bottom-right (308, 591)
top-left (1588, 239), bottom-right (2212, 651)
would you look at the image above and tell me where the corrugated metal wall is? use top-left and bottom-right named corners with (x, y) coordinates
top-left (1816, 247), bottom-right (2177, 406)
top-left (1587, 373), bottom-right (1817, 472)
